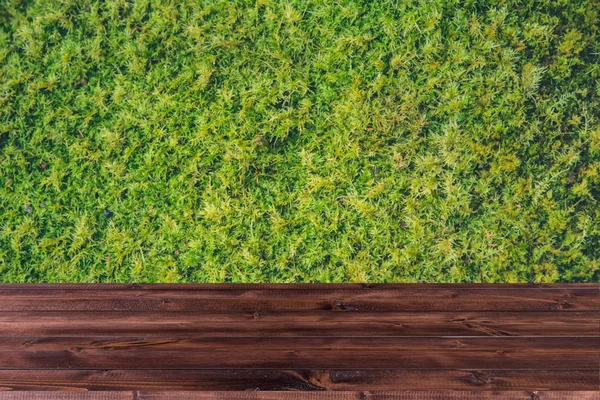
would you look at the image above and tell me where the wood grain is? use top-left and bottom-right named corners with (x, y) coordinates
top-left (136, 392), bottom-right (600, 400)
top-left (0, 369), bottom-right (596, 391)
top-left (0, 393), bottom-right (135, 400)
top-left (0, 287), bottom-right (597, 311)
top-left (0, 391), bottom-right (598, 400)
top-left (0, 284), bottom-right (597, 394)
top-left (1, 336), bottom-right (597, 369)
top-left (0, 311), bottom-right (595, 337)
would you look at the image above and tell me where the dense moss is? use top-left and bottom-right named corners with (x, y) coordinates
top-left (0, 0), bottom-right (598, 282)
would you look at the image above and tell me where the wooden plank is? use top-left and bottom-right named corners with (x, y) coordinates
top-left (0, 393), bottom-right (134, 400)
top-left (0, 369), bottom-right (596, 391)
top-left (0, 337), bottom-right (597, 370)
top-left (136, 392), bottom-right (600, 400)
top-left (0, 311), bottom-right (596, 337)
top-left (0, 287), bottom-right (597, 311)
top-left (0, 391), bottom-right (596, 400)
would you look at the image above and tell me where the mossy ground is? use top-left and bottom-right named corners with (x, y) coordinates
top-left (1, 0), bottom-right (599, 282)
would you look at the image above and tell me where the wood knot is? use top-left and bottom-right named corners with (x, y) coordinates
top-left (332, 300), bottom-right (358, 311)
top-left (361, 283), bottom-right (375, 289)
top-left (466, 370), bottom-right (491, 386)
top-left (551, 300), bottom-right (573, 310)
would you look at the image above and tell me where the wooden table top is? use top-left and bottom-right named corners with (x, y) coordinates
top-left (0, 284), bottom-right (598, 399)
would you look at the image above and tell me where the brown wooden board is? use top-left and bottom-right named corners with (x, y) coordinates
top-left (0, 369), bottom-right (597, 391)
top-left (0, 391), bottom-right (598, 400)
top-left (0, 287), bottom-right (597, 312)
top-left (0, 284), bottom-right (597, 395)
top-left (1, 336), bottom-right (598, 370)
top-left (0, 311), bottom-right (596, 337)
top-left (137, 392), bottom-right (600, 400)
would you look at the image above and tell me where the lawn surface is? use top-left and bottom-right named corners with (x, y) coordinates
top-left (0, 0), bottom-right (599, 282)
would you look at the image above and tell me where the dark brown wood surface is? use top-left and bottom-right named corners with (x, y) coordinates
top-left (2, 311), bottom-right (596, 336)
top-left (0, 391), bottom-right (598, 399)
top-left (1, 369), bottom-right (598, 391)
top-left (1, 336), bottom-right (597, 369)
top-left (0, 286), bottom-right (596, 311)
top-left (0, 284), bottom-right (597, 398)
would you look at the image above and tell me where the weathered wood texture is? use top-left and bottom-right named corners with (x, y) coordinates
top-left (0, 391), bottom-right (598, 399)
top-left (0, 284), bottom-right (597, 396)
top-left (1, 337), bottom-right (597, 369)
top-left (0, 286), bottom-right (596, 311)
top-left (0, 391), bottom-right (599, 400)
top-left (2, 311), bottom-right (596, 336)
top-left (1, 370), bottom-right (597, 391)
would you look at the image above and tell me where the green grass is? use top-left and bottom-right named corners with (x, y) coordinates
top-left (0, 0), bottom-right (599, 283)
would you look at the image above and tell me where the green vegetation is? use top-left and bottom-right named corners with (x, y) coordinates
top-left (1, 0), bottom-right (599, 282)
